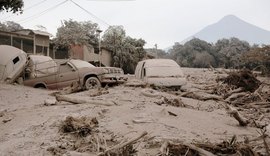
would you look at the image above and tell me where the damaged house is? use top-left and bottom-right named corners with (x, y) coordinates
top-left (0, 29), bottom-right (113, 67)
top-left (0, 29), bottom-right (51, 56)
top-left (69, 44), bottom-right (112, 67)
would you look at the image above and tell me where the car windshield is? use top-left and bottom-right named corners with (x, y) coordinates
top-left (146, 66), bottom-right (183, 77)
top-left (70, 59), bottom-right (95, 68)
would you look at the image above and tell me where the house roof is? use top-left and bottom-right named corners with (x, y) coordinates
top-left (32, 30), bottom-right (52, 36)
top-left (14, 29), bottom-right (52, 37)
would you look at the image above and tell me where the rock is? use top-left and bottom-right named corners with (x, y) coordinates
top-left (44, 99), bottom-right (57, 106)
top-left (0, 109), bottom-right (7, 117)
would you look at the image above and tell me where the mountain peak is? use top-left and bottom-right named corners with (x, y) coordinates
top-left (182, 15), bottom-right (270, 45)
top-left (218, 14), bottom-right (245, 24)
top-left (221, 14), bottom-right (239, 20)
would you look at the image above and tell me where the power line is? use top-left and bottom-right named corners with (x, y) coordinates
top-left (24, 0), bottom-right (49, 11)
top-left (17, 0), bottom-right (69, 24)
top-left (2, 0), bottom-right (110, 29)
top-left (69, 0), bottom-right (110, 27)
top-left (86, 0), bottom-right (135, 1)
top-left (1, 0), bottom-right (49, 21)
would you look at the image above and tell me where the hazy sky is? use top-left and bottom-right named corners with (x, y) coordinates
top-left (1, 0), bottom-right (270, 49)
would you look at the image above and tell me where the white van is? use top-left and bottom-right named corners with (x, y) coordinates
top-left (0, 45), bottom-right (27, 83)
top-left (135, 59), bottom-right (186, 88)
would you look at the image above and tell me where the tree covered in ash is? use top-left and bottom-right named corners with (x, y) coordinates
top-left (214, 38), bottom-right (250, 68)
top-left (53, 21), bottom-right (146, 74)
top-left (0, 21), bottom-right (23, 31)
top-left (102, 25), bottom-right (146, 74)
top-left (168, 38), bottom-right (216, 68)
top-left (54, 19), bottom-right (99, 48)
top-left (242, 45), bottom-right (270, 75)
top-left (0, 0), bottom-right (24, 13)
top-left (167, 37), bottom-right (253, 69)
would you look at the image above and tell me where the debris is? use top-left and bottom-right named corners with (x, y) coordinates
top-left (55, 94), bottom-right (115, 106)
top-left (140, 88), bottom-right (161, 98)
top-left (168, 111), bottom-right (177, 117)
top-left (50, 81), bottom-right (82, 96)
top-left (125, 79), bottom-right (147, 87)
top-left (223, 87), bottom-right (245, 99)
top-left (0, 109), bottom-right (7, 117)
top-left (2, 118), bottom-right (12, 123)
top-left (60, 81), bottom-right (81, 95)
top-left (89, 88), bottom-right (109, 97)
top-left (225, 104), bottom-right (249, 126)
top-left (98, 131), bottom-right (147, 156)
top-left (159, 141), bottom-right (216, 156)
top-left (155, 96), bottom-right (187, 107)
top-left (181, 91), bottom-right (222, 101)
top-left (47, 146), bottom-right (66, 156)
top-left (219, 69), bottom-right (261, 92)
top-left (159, 136), bottom-right (258, 156)
top-left (60, 116), bottom-right (98, 137)
top-left (225, 92), bottom-right (248, 102)
top-left (44, 99), bottom-right (57, 106)
top-left (132, 119), bottom-right (156, 124)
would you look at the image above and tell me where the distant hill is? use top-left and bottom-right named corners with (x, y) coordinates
top-left (182, 15), bottom-right (270, 45)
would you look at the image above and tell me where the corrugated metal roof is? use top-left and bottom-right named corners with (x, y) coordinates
top-left (32, 30), bottom-right (52, 37)
top-left (14, 29), bottom-right (52, 37)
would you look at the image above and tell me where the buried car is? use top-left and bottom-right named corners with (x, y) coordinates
top-left (135, 59), bottom-right (186, 88)
top-left (0, 45), bottom-right (27, 83)
top-left (23, 55), bottom-right (126, 89)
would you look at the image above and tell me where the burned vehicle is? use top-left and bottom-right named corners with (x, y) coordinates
top-left (0, 45), bottom-right (27, 83)
top-left (23, 55), bottom-right (126, 89)
top-left (135, 59), bottom-right (186, 88)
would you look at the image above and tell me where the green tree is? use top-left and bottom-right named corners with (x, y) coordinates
top-left (0, 0), bottom-right (24, 13)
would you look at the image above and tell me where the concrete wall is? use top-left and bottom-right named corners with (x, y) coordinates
top-left (69, 44), bottom-right (112, 66)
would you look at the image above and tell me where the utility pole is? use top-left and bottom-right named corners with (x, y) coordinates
top-left (154, 44), bottom-right (158, 58)
top-left (96, 29), bottom-right (102, 67)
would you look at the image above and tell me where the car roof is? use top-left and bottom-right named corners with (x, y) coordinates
top-left (140, 59), bottom-right (180, 68)
top-left (0, 45), bottom-right (25, 65)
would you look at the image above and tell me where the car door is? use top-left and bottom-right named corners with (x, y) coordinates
top-left (57, 62), bottom-right (79, 89)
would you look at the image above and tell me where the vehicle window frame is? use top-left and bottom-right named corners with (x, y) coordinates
top-left (59, 62), bottom-right (76, 73)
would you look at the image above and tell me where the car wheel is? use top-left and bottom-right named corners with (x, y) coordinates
top-left (85, 77), bottom-right (101, 90)
top-left (34, 83), bottom-right (46, 89)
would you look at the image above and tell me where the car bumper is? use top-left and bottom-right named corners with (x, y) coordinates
top-left (101, 75), bottom-right (127, 84)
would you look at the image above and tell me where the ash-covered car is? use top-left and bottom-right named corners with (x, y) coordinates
top-left (23, 55), bottom-right (126, 89)
top-left (0, 45), bottom-right (27, 83)
top-left (135, 59), bottom-right (186, 89)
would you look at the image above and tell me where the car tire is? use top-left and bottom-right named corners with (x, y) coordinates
top-left (85, 77), bottom-right (101, 90)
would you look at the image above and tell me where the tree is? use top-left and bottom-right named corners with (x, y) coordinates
top-left (242, 45), bottom-right (270, 75)
top-left (0, 0), bottom-right (24, 13)
top-left (168, 38), bottom-right (216, 68)
top-left (0, 21), bottom-right (23, 31)
top-left (54, 19), bottom-right (99, 47)
top-left (193, 51), bottom-right (216, 68)
top-left (102, 25), bottom-right (146, 73)
top-left (214, 38), bottom-right (250, 68)
top-left (146, 48), bottom-right (169, 59)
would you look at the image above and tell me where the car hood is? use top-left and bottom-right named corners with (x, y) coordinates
top-left (145, 77), bottom-right (187, 87)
